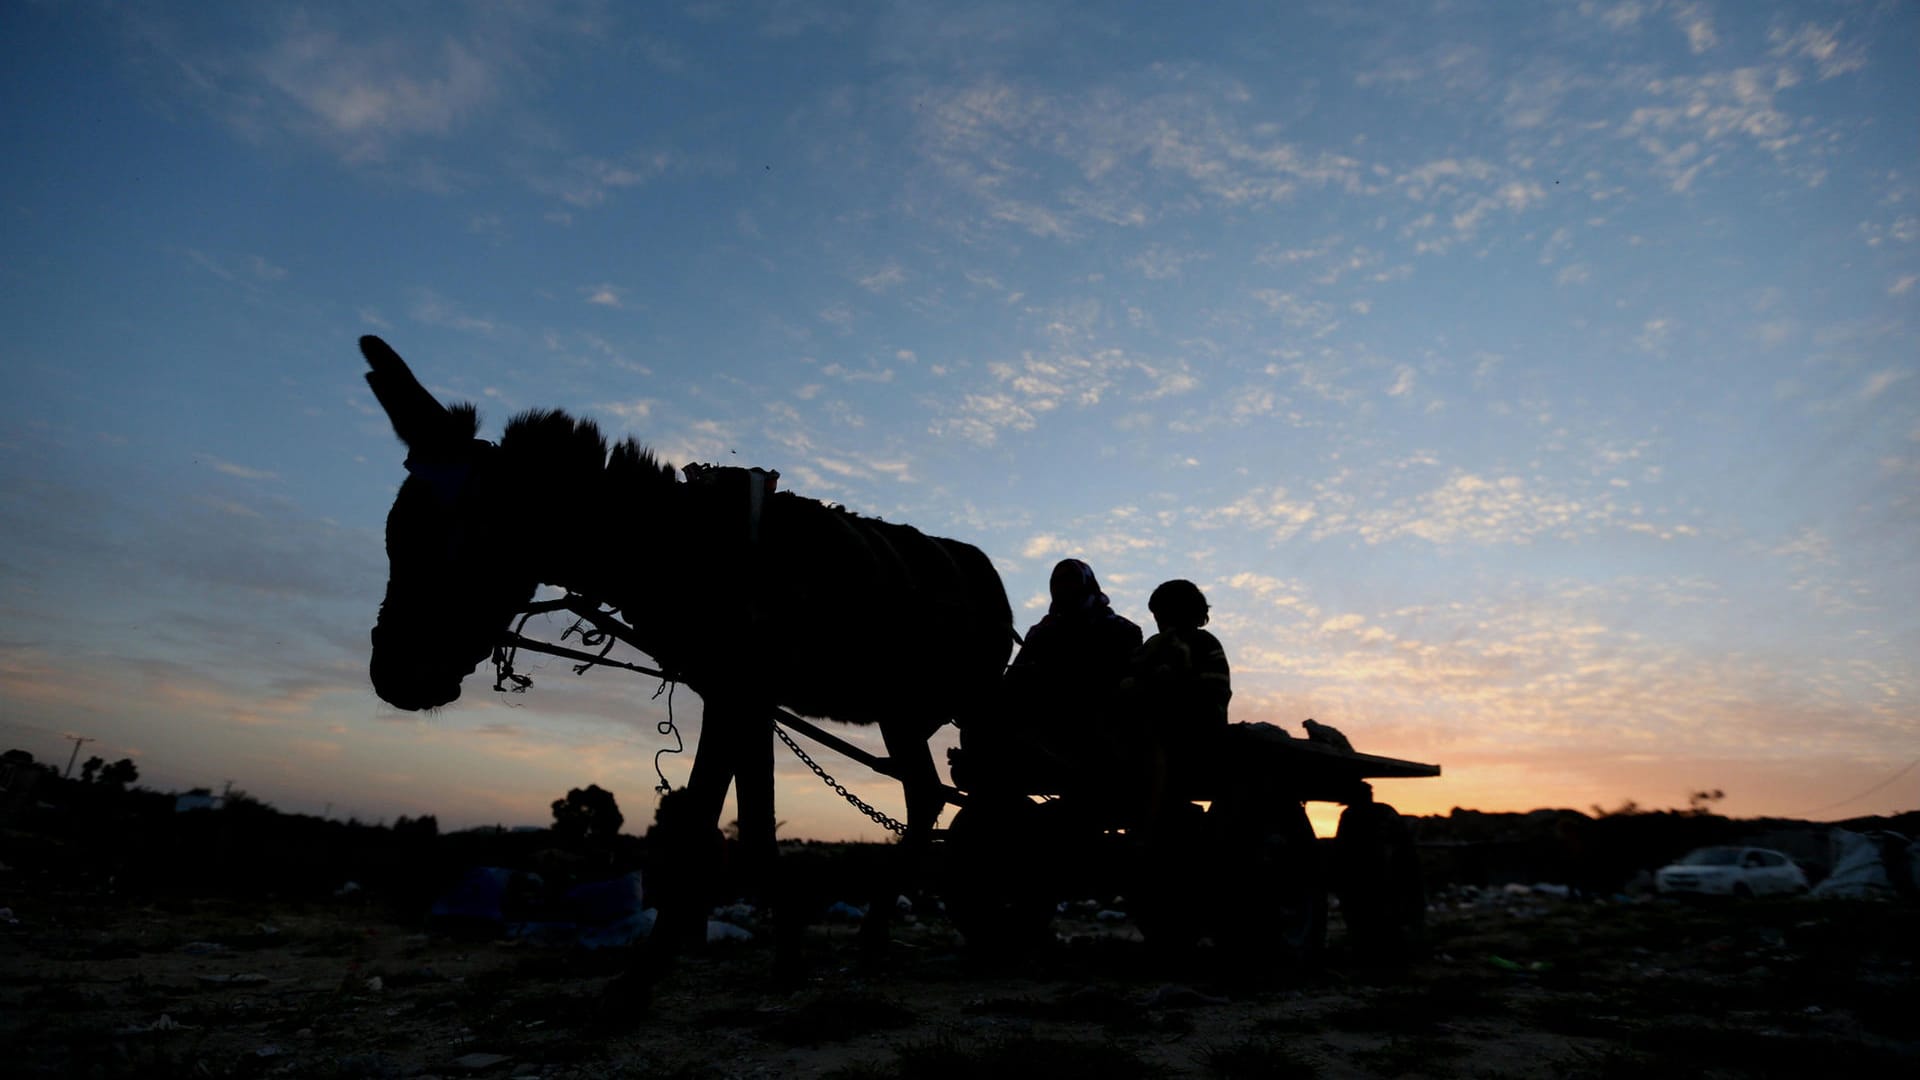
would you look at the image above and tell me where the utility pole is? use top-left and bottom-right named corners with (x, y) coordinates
top-left (62, 734), bottom-right (95, 778)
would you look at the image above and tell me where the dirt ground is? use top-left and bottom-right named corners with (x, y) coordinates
top-left (3, 876), bottom-right (1915, 1079)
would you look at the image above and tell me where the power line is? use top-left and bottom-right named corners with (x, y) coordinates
top-left (1797, 757), bottom-right (1920, 819)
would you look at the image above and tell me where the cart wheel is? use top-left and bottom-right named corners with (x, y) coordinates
top-left (1207, 797), bottom-right (1327, 967)
top-left (941, 791), bottom-right (1057, 953)
top-left (1334, 802), bottom-right (1425, 962)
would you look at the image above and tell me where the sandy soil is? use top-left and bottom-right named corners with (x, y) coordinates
top-left (3, 877), bottom-right (1915, 1079)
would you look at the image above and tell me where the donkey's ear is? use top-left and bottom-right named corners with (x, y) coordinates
top-left (360, 336), bottom-right (453, 449)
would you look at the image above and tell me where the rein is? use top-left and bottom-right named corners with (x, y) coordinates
top-left (492, 593), bottom-right (973, 816)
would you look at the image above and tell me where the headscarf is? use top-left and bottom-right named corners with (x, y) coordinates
top-left (1046, 558), bottom-right (1113, 620)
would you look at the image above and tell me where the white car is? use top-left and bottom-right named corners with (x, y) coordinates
top-left (1655, 846), bottom-right (1809, 898)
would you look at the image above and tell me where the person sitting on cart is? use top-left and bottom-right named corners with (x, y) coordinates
top-left (1124, 579), bottom-right (1232, 802)
top-left (1003, 558), bottom-right (1143, 771)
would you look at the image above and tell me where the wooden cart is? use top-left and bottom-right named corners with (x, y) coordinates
top-left (498, 597), bottom-right (1440, 963)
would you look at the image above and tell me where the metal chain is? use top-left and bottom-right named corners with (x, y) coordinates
top-left (772, 721), bottom-right (908, 836)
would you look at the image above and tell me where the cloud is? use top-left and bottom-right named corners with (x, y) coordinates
top-left (124, 5), bottom-right (609, 193)
top-left (931, 392), bottom-right (1043, 446)
top-left (1862, 370), bottom-right (1909, 401)
top-left (820, 362), bottom-right (895, 384)
top-left (1386, 366), bottom-right (1416, 398)
top-left (1556, 263), bottom-right (1591, 286)
top-left (1889, 274), bottom-right (1917, 296)
top-left (584, 284), bottom-right (624, 308)
top-left (909, 70), bottom-right (1363, 240)
top-left (1635, 318), bottom-right (1671, 354)
top-left (1198, 486), bottom-right (1320, 542)
top-left (1859, 216), bottom-right (1918, 248)
top-left (1675, 5), bottom-right (1718, 53)
top-left (597, 399), bottom-right (655, 421)
top-left (1128, 244), bottom-right (1208, 281)
top-left (1251, 291), bottom-right (1341, 337)
top-left (1769, 22), bottom-right (1868, 80)
top-left (184, 249), bottom-right (288, 285)
top-left (197, 455), bottom-right (280, 481)
top-left (268, 36), bottom-right (488, 137)
top-left (535, 151), bottom-right (693, 208)
top-left (1136, 363), bottom-right (1199, 400)
top-left (410, 290), bottom-right (499, 336)
top-left (1593, 2), bottom-right (1648, 32)
top-left (1021, 533), bottom-right (1068, 560)
top-left (857, 263), bottom-right (908, 292)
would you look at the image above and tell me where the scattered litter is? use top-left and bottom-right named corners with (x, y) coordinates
top-left (823, 901), bottom-right (866, 921)
top-left (707, 920), bottom-right (753, 943)
top-left (253, 1044), bottom-right (285, 1059)
top-left (1095, 909), bottom-right (1128, 922)
top-left (0, 907), bottom-right (17, 925)
top-left (448, 1051), bottom-right (513, 1072)
top-left (117, 1014), bottom-right (194, 1035)
top-left (1487, 955), bottom-right (1552, 973)
top-left (196, 973), bottom-right (269, 986)
top-left (895, 894), bottom-right (914, 914)
top-left (181, 941), bottom-right (227, 955)
top-left (713, 901), bottom-right (756, 924)
top-left (335, 881), bottom-right (362, 897)
top-left (576, 908), bottom-right (655, 949)
top-left (365, 975), bottom-right (384, 992)
top-left (1812, 829), bottom-right (1914, 899)
top-left (1141, 984), bottom-right (1231, 1009)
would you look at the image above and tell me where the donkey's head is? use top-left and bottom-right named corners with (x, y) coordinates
top-left (361, 336), bottom-right (538, 710)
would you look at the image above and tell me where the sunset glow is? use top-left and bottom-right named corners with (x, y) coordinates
top-left (2, 1), bottom-right (1914, 839)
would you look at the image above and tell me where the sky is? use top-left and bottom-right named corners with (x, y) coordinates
top-left (1, 0), bottom-right (1915, 841)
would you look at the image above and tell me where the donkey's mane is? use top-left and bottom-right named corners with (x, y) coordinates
top-left (498, 408), bottom-right (676, 489)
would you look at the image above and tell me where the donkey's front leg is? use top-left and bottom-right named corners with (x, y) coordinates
top-left (858, 720), bottom-right (945, 956)
top-left (650, 709), bottom-right (737, 952)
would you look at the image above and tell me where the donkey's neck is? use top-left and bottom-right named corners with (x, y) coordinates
top-left (509, 438), bottom-right (695, 659)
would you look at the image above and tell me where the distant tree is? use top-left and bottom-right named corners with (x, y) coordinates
top-left (551, 784), bottom-right (624, 845)
top-left (80, 755), bottom-right (104, 784)
top-left (98, 758), bottom-right (139, 789)
top-left (1686, 788), bottom-right (1726, 816)
top-left (393, 814), bottom-right (439, 839)
top-left (724, 817), bottom-right (786, 841)
top-left (223, 788), bottom-right (274, 814)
